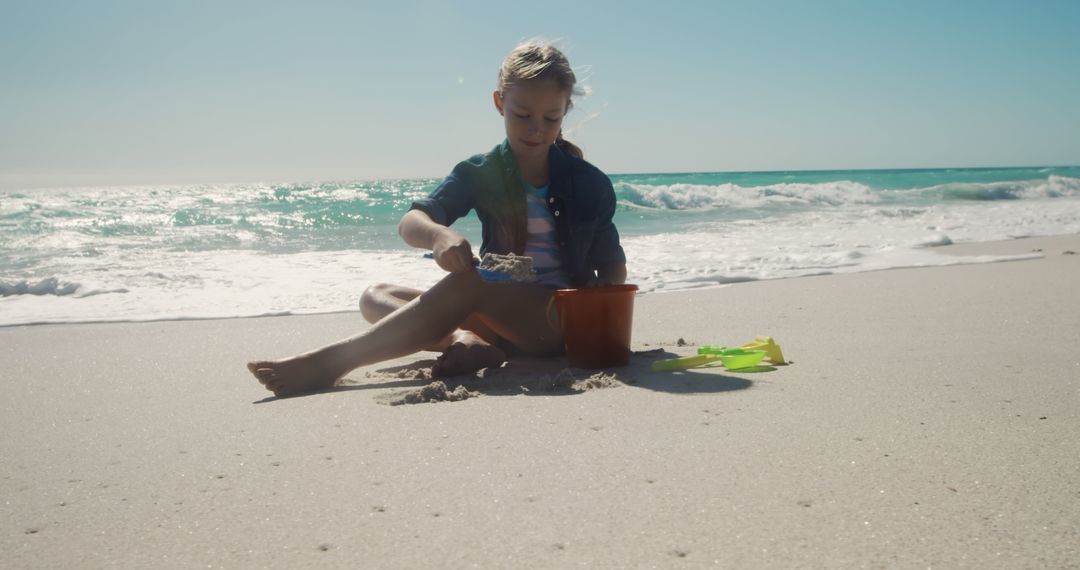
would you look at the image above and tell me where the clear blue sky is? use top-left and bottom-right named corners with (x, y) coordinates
top-left (2, 0), bottom-right (1078, 189)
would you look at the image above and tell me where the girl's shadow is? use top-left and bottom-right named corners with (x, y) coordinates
top-left (253, 350), bottom-right (762, 404)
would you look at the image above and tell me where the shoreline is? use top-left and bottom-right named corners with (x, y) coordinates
top-left (2, 233), bottom-right (1078, 567)
top-left (2, 233), bottom-right (1075, 329)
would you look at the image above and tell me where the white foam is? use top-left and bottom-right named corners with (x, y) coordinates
top-left (3, 181), bottom-right (1079, 327)
top-left (617, 180), bottom-right (881, 210)
top-left (622, 196), bottom-right (1080, 293)
top-left (0, 249), bottom-right (443, 326)
top-left (930, 175), bottom-right (1080, 201)
top-left (0, 278), bottom-right (81, 297)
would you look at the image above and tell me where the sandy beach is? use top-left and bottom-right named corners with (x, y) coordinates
top-left (2, 234), bottom-right (1078, 568)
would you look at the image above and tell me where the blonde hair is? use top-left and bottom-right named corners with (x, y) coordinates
top-left (497, 40), bottom-right (585, 159)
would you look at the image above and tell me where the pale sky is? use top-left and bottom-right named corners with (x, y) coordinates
top-left (2, 0), bottom-right (1078, 189)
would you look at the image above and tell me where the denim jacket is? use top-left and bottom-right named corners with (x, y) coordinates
top-left (410, 140), bottom-right (626, 287)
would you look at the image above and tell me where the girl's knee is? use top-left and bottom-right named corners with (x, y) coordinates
top-left (359, 283), bottom-right (386, 307)
top-left (362, 282), bottom-right (393, 299)
top-left (360, 282), bottom-right (415, 322)
top-left (364, 282), bottom-right (421, 302)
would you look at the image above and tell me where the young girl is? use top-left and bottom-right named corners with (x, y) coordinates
top-left (247, 40), bottom-right (627, 397)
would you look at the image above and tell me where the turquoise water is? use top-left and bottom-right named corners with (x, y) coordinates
top-left (612, 165), bottom-right (1080, 230)
top-left (1, 165), bottom-right (1078, 325)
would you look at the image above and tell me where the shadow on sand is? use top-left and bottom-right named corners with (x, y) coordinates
top-left (253, 349), bottom-right (773, 405)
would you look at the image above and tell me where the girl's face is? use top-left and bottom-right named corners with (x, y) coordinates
top-left (494, 80), bottom-right (570, 163)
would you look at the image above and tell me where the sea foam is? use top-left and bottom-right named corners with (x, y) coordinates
top-left (617, 180), bottom-right (880, 210)
top-left (0, 278), bottom-right (81, 297)
top-left (2, 167), bottom-right (1079, 325)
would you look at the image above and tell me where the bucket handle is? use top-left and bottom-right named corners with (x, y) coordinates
top-left (545, 296), bottom-right (560, 332)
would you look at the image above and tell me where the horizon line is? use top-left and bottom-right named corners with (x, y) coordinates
top-left (3, 163), bottom-right (1078, 192)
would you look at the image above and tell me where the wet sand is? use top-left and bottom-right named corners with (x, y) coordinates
top-left (2, 234), bottom-right (1078, 568)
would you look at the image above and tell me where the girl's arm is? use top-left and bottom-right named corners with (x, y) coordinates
top-left (594, 262), bottom-right (627, 286)
top-left (398, 209), bottom-right (476, 273)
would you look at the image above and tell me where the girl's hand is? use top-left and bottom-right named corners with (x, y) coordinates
top-left (432, 230), bottom-right (475, 273)
top-left (588, 263), bottom-right (628, 287)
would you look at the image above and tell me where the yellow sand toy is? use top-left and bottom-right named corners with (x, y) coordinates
top-left (650, 336), bottom-right (787, 372)
top-left (738, 336), bottom-right (786, 365)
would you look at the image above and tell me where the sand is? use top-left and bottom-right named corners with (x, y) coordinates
top-left (479, 252), bottom-right (536, 282)
top-left (2, 234), bottom-right (1079, 568)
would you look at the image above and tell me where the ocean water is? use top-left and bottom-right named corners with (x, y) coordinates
top-left (2, 166), bottom-right (1079, 326)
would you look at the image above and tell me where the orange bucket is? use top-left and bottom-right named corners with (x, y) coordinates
top-left (551, 284), bottom-right (639, 368)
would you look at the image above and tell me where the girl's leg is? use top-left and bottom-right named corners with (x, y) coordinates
top-left (359, 283), bottom-right (501, 349)
top-left (248, 271), bottom-right (562, 396)
top-left (359, 282), bottom-right (508, 376)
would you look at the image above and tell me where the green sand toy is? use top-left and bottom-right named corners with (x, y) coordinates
top-left (649, 354), bottom-right (721, 372)
top-left (707, 347), bottom-right (766, 370)
top-left (651, 348), bottom-right (766, 372)
top-left (651, 337), bottom-right (784, 372)
top-left (725, 350), bottom-right (766, 369)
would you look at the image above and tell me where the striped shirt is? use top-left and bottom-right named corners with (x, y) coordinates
top-left (524, 182), bottom-right (571, 288)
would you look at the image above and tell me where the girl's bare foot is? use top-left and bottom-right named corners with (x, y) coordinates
top-left (432, 330), bottom-right (507, 377)
top-left (246, 353), bottom-right (341, 398)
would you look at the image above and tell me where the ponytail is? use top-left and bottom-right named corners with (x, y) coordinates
top-left (555, 130), bottom-right (584, 159)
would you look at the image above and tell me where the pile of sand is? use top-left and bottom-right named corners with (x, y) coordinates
top-left (380, 381), bottom-right (477, 406)
top-left (479, 253), bottom-right (536, 282)
top-left (531, 369), bottom-right (622, 392)
top-left (370, 365), bottom-right (624, 406)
